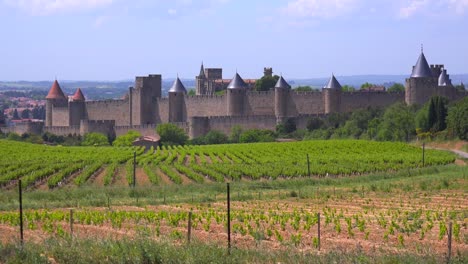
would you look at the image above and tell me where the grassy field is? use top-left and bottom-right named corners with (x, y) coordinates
top-left (0, 140), bottom-right (466, 263)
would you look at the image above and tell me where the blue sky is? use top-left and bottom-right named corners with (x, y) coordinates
top-left (0, 0), bottom-right (467, 81)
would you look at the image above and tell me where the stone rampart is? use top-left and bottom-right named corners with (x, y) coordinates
top-left (85, 99), bottom-right (130, 126)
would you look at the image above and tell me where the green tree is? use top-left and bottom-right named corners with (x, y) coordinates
top-left (255, 75), bottom-right (280, 91)
top-left (229, 125), bottom-right (243, 143)
top-left (388, 83), bottom-right (405, 92)
top-left (446, 97), bottom-right (468, 139)
top-left (294, 86), bottom-right (314, 92)
top-left (156, 123), bottom-right (188, 146)
top-left (113, 130), bottom-right (141, 147)
top-left (81, 133), bottom-right (109, 146)
top-left (427, 96), bottom-right (448, 132)
top-left (187, 89), bottom-right (196, 96)
top-left (341, 85), bottom-right (356, 92)
top-left (415, 103), bottom-right (430, 131)
top-left (204, 130), bottom-right (228, 145)
top-left (377, 103), bottom-right (415, 141)
top-left (239, 129), bottom-right (276, 143)
top-left (12, 109), bottom-right (20, 120)
top-left (21, 109), bottom-right (30, 119)
top-left (360, 82), bottom-right (374, 90)
top-left (276, 118), bottom-right (296, 134)
top-left (306, 117), bottom-right (324, 131)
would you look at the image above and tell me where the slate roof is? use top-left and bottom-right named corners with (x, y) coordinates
top-left (438, 70), bottom-right (451, 86)
top-left (227, 73), bottom-right (247, 89)
top-left (323, 74), bottom-right (342, 90)
top-left (169, 77), bottom-right (187, 93)
top-left (411, 52), bottom-right (433, 78)
top-left (275, 76), bottom-right (291, 89)
top-left (46, 80), bottom-right (66, 100)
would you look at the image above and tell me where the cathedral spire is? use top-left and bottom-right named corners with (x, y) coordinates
top-left (198, 62), bottom-right (206, 78)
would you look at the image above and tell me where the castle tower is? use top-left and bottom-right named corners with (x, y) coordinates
top-left (45, 80), bottom-right (67, 127)
top-left (69, 88), bottom-right (86, 126)
top-left (195, 63), bottom-right (206, 95)
top-left (227, 73), bottom-right (247, 116)
top-left (322, 74), bottom-right (342, 114)
top-left (168, 77), bottom-right (187, 123)
top-left (132, 74), bottom-right (161, 125)
top-left (274, 75), bottom-right (291, 122)
top-left (405, 49), bottom-right (438, 105)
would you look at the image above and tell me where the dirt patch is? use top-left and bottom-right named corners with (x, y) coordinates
top-left (136, 168), bottom-right (151, 187)
top-left (114, 166), bottom-right (129, 186)
top-left (92, 167), bottom-right (108, 187)
top-left (156, 168), bottom-right (174, 185)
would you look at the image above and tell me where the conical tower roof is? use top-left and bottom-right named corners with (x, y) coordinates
top-left (46, 80), bottom-right (66, 100)
top-left (227, 73), bottom-right (247, 89)
top-left (438, 70), bottom-right (451, 86)
top-left (72, 88), bottom-right (85, 101)
top-left (198, 62), bottom-right (206, 78)
top-left (411, 52), bottom-right (433, 78)
top-left (323, 74), bottom-right (342, 90)
top-left (169, 77), bottom-right (187, 93)
top-left (275, 76), bottom-right (291, 89)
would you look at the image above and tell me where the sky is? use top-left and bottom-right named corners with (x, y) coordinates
top-left (0, 0), bottom-right (467, 81)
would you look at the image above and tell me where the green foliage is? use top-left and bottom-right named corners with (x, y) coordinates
top-left (81, 133), bottom-right (110, 146)
top-left (254, 75), bottom-right (280, 91)
top-left (341, 85), bottom-right (356, 92)
top-left (112, 130), bottom-right (141, 147)
top-left (156, 123), bottom-right (188, 146)
top-left (360, 82), bottom-right (374, 90)
top-left (12, 108), bottom-right (19, 120)
top-left (239, 129), bottom-right (276, 143)
top-left (388, 83), bottom-right (405, 92)
top-left (293, 86), bottom-right (315, 92)
top-left (187, 89), bottom-right (196, 96)
top-left (229, 125), bottom-right (243, 143)
top-left (7, 132), bottom-right (21, 141)
top-left (306, 117), bottom-right (324, 131)
top-left (191, 130), bottom-right (228, 145)
top-left (377, 103), bottom-right (415, 141)
top-left (276, 118), bottom-right (297, 135)
top-left (427, 96), bottom-right (448, 132)
top-left (446, 97), bottom-right (468, 140)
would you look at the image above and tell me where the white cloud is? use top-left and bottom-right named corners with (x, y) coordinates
top-left (398, 0), bottom-right (468, 18)
top-left (4, 0), bottom-right (113, 15)
top-left (398, 0), bottom-right (428, 18)
top-left (447, 0), bottom-right (468, 14)
top-left (282, 0), bottom-right (359, 18)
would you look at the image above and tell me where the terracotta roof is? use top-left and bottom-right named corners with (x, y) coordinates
top-left (72, 88), bottom-right (85, 101)
top-left (133, 135), bottom-right (161, 143)
top-left (46, 80), bottom-right (66, 100)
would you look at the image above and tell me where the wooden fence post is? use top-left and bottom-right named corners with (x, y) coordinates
top-left (227, 183), bottom-right (231, 254)
top-left (447, 222), bottom-right (452, 263)
top-left (317, 212), bottom-right (321, 251)
top-left (18, 180), bottom-right (24, 246)
top-left (187, 211), bottom-right (192, 243)
top-left (70, 209), bottom-right (74, 238)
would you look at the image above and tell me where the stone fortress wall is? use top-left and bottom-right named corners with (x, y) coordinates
top-left (16, 50), bottom-right (466, 139)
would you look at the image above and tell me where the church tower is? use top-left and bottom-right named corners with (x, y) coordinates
top-left (195, 63), bottom-right (206, 95)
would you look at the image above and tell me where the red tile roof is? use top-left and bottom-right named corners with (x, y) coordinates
top-left (72, 88), bottom-right (85, 101)
top-left (46, 80), bottom-right (66, 100)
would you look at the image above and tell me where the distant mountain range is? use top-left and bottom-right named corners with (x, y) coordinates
top-left (1, 74), bottom-right (467, 100)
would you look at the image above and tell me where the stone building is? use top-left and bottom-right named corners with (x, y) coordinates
top-left (6, 50), bottom-right (466, 138)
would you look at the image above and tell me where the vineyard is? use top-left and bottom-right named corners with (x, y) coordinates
top-left (0, 139), bottom-right (466, 262)
top-left (0, 139), bottom-right (457, 189)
